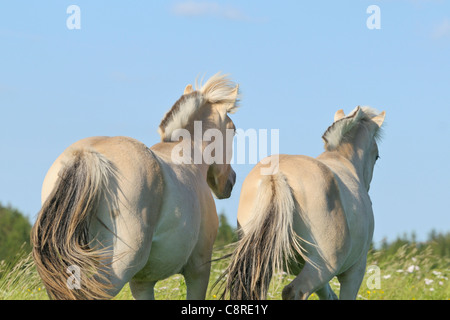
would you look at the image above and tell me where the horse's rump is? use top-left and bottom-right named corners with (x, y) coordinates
top-left (31, 148), bottom-right (116, 300)
top-left (221, 172), bottom-right (308, 299)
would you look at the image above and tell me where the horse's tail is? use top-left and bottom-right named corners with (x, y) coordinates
top-left (222, 172), bottom-right (307, 300)
top-left (31, 148), bottom-right (116, 300)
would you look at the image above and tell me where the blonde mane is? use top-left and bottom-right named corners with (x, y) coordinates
top-left (158, 73), bottom-right (240, 142)
top-left (322, 106), bottom-right (383, 151)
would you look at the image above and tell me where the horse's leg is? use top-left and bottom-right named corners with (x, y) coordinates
top-left (282, 262), bottom-right (336, 300)
top-left (182, 258), bottom-right (212, 300)
top-left (89, 193), bottom-right (157, 299)
top-left (315, 283), bottom-right (338, 300)
top-left (337, 257), bottom-right (367, 300)
top-left (182, 226), bottom-right (216, 300)
top-left (89, 224), bottom-right (152, 299)
top-left (129, 280), bottom-right (157, 300)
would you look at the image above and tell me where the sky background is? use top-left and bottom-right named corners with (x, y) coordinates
top-left (0, 1), bottom-right (449, 246)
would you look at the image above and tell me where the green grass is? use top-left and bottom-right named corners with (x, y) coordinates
top-left (1, 243), bottom-right (448, 300)
top-left (0, 250), bottom-right (47, 300)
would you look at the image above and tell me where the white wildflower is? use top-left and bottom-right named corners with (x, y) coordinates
top-left (383, 274), bottom-right (391, 279)
top-left (424, 278), bottom-right (433, 285)
top-left (407, 265), bottom-right (419, 273)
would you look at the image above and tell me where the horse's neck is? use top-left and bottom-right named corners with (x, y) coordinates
top-left (318, 151), bottom-right (356, 178)
top-left (150, 141), bottom-right (210, 179)
top-left (318, 144), bottom-right (368, 184)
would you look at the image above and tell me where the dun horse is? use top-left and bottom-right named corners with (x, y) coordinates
top-left (222, 106), bottom-right (385, 300)
top-left (31, 73), bottom-right (240, 300)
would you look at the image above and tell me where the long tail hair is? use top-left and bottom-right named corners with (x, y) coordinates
top-left (31, 148), bottom-right (116, 300)
top-left (221, 173), bottom-right (308, 300)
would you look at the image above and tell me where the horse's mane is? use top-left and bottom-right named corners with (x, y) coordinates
top-left (158, 73), bottom-right (240, 142)
top-left (322, 106), bottom-right (383, 151)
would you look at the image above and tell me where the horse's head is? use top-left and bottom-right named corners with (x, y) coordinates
top-left (205, 112), bottom-right (237, 199)
top-left (323, 106), bottom-right (386, 190)
top-left (158, 73), bottom-right (240, 199)
top-left (197, 79), bottom-right (239, 199)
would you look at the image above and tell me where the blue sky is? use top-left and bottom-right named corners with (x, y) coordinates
top-left (0, 1), bottom-right (449, 245)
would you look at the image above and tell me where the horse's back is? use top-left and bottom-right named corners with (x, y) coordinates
top-left (43, 136), bottom-right (164, 209)
top-left (238, 154), bottom-right (342, 219)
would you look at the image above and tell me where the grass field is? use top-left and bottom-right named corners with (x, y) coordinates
top-left (1, 243), bottom-right (448, 300)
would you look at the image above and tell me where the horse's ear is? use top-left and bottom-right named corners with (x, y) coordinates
top-left (334, 109), bottom-right (345, 122)
top-left (225, 84), bottom-right (240, 114)
top-left (350, 106), bottom-right (362, 118)
top-left (230, 84), bottom-right (239, 99)
top-left (322, 106), bottom-right (363, 148)
top-left (184, 84), bottom-right (193, 95)
top-left (372, 111), bottom-right (386, 128)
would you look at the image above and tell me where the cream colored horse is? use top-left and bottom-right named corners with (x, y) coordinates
top-left (222, 106), bottom-right (385, 300)
top-left (31, 73), bottom-right (240, 300)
